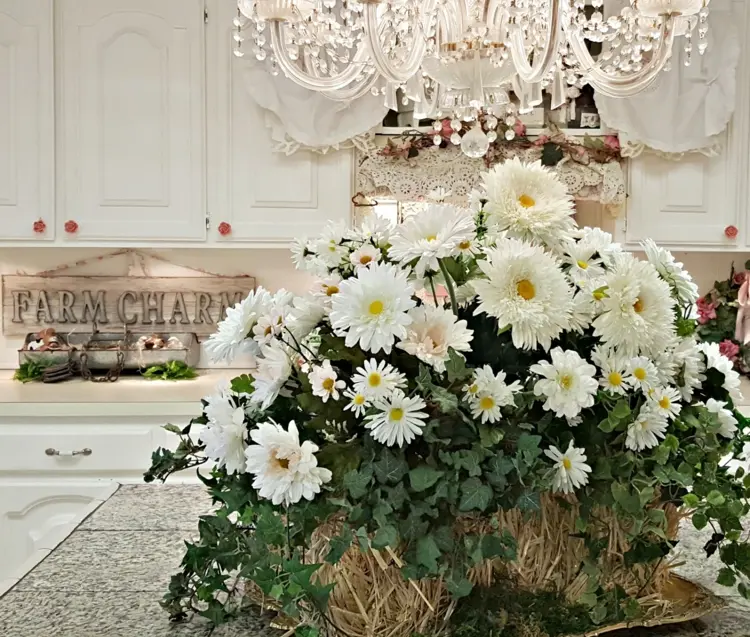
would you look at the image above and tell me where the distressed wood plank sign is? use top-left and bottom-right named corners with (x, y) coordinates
top-left (2, 276), bottom-right (256, 337)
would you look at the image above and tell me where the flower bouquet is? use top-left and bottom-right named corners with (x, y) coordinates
top-left (146, 159), bottom-right (750, 637)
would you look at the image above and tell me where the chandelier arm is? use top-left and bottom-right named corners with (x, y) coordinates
top-left (508, 0), bottom-right (563, 84)
top-left (565, 19), bottom-right (676, 98)
top-left (363, 0), bottom-right (438, 85)
top-left (321, 74), bottom-right (381, 102)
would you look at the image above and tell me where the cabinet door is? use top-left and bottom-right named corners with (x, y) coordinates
top-left (206, 1), bottom-right (352, 244)
top-left (0, 0), bottom-right (54, 241)
top-left (625, 149), bottom-right (739, 248)
top-left (57, 0), bottom-right (206, 241)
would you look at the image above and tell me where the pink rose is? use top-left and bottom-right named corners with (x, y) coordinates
top-left (513, 120), bottom-right (527, 137)
top-left (604, 134), bottom-right (621, 151)
top-left (441, 119), bottom-right (454, 139)
top-left (720, 339), bottom-right (741, 362)
top-left (534, 134), bottom-right (550, 147)
top-left (734, 271), bottom-right (747, 286)
top-left (696, 297), bottom-right (718, 324)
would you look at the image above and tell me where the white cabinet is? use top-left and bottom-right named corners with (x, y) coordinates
top-left (0, 0), bottom-right (54, 241)
top-left (57, 0), bottom-right (206, 241)
top-left (206, 0), bottom-right (352, 243)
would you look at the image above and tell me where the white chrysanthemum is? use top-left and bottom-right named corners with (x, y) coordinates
top-left (251, 289), bottom-right (293, 346)
top-left (564, 241), bottom-right (605, 287)
top-left (251, 341), bottom-right (293, 410)
top-left (592, 252), bottom-right (675, 357)
top-left (672, 337), bottom-right (706, 401)
top-left (647, 386), bottom-right (682, 421)
top-left (626, 408), bottom-right (669, 451)
top-left (350, 244), bottom-right (382, 270)
top-left (705, 398), bottom-right (739, 438)
top-left (531, 348), bottom-right (598, 419)
top-left (352, 358), bottom-right (407, 400)
top-left (329, 263), bottom-right (416, 354)
top-left (204, 288), bottom-right (270, 364)
top-left (309, 360), bottom-right (346, 403)
top-left (352, 214), bottom-right (393, 248)
top-left (569, 280), bottom-right (608, 333)
top-left (545, 441), bottom-right (592, 494)
top-left (627, 356), bottom-right (659, 392)
top-left (481, 158), bottom-right (576, 248)
top-left (312, 223), bottom-right (349, 268)
top-left (700, 342), bottom-right (744, 403)
top-left (397, 305), bottom-right (473, 373)
top-left (245, 420), bottom-right (332, 506)
top-left (651, 336), bottom-right (681, 387)
top-left (388, 205), bottom-right (476, 277)
top-left (291, 238), bottom-right (328, 275)
top-left (200, 384), bottom-right (248, 475)
top-left (473, 238), bottom-right (574, 350)
top-left (287, 295), bottom-right (325, 341)
top-left (642, 239), bottom-right (699, 304)
top-left (343, 388), bottom-right (369, 417)
top-left (455, 283), bottom-right (478, 307)
top-left (364, 390), bottom-right (429, 447)
top-left (596, 350), bottom-right (630, 395)
top-left (467, 366), bottom-right (522, 423)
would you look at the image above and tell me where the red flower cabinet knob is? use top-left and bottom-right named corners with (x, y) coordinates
top-left (32, 219), bottom-right (46, 234)
top-left (218, 222), bottom-right (232, 236)
top-left (64, 220), bottom-right (79, 234)
top-left (725, 225), bottom-right (739, 240)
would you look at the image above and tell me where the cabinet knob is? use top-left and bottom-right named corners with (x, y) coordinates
top-left (64, 220), bottom-right (79, 234)
top-left (218, 222), bottom-right (232, 236)
top-left (33, 219), bottom-right (46, 234)
top-left (46, 447), bottom-right (93, 457)
top-left (725, 225), bottom-right (739, 239)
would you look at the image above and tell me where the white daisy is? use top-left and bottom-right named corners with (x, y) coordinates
top-left (625, 408), bottom-right (669, 451)
top-left (313, 223), bottom-right (349, 268)
top-left (245, 420), bottom-right (332, 506)
top-left (568, 280), bottom-right (608, 333)
top-left (364, 390), bottom-right (429, 447)
top-left (576, 226), bottom-right (616, 255)
top-left (564, 241), bottom-right (605, 287)
top-left (287, 294), bottom-right (325, 341)
top-left (700, 342), bottom-right (744, 403)
top-left (200, 405), bottom-right (248, 475)
top-left (251, 340), bottom-right (293, 410)
top-left (592, 252), bottom-right (676, 357)
top-left (473, 238), bottom-right (574, 351)
top-left (388, 205), bottom-right (476, 278)
top-left (705, 398), bottom-right (739, 438)
top-left (672, 337), bottom-right (706, 401)
top-left (531, 348), bottom-right (599, 419)
top-left (467, 366), bottom-right (522, 423)
top-left (642, 239), bottom-right (699, 304)
top-left (352, 358), bottom-right (407, 400)
top-left (291, 238), bottom-right (328, 275)
top-left (309, 360), bottom-right (346, 403)
top-left (343, 388), bottom-right (369, 417)
top-left (353, 214), bottom-right (393, 248)
top-left (545, 441), bottom-right (592, 494)
top-left (397, 305), bottom-right (474, 373)
top-left (204, 287), bottom-right (270, 364)
top-left (481, 157), bottom-right (576, 249)
top-left (647, 386), bottom-right (682, 421)
top-left (627, 356), bottom-right (659, 392)
top-left (596, 350), bottom-right (630, 395)
top-left (329, 263), bottom-right (416, 355)
top-left (349, 244), bottom-right (382, 270)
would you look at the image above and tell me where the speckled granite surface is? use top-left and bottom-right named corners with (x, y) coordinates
top-left (0, 484), bottom-right (748, 637)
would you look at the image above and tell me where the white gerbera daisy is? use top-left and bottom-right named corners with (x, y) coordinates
top-left (364, 390), bottom-right (429, 447)
top-left (397, 305), bottom-right (473, 373)
top-left (564, 241), bottom-right (605, 287)
top-left (388, 205), bottom-right (476, 277)
top-left (481, 158), bottom-right (576, 249)
top-left (705, 398), bottom-right (739, 438)
top-left (291, 238), bottom-right (328, 275)
top-left (467, 366), bottom-right (522, 423)
top-left (647, 386), bottom-right (682, 421)
top-left (309, 360), bottom-right (346, 403)
top-left (576, 226), bottom-right (616, 255)
top-left (251, 341), bottom-right (293, 410)
top-left (457, 237), bottom-right (480, 258)
top-left (568, 280), bottom-right (608, 333)
top-left (350, 244), bottom-right (382, 270)
top-left (531, 348), bottom-right (599, 419)
top-left (329, 263), bottom-right (416, 355)
top-left (700, 342), bottom-right (744, 403)
top-left (545, 441), bottom-right (592, 494)
top-left (353, 214), bottom-right (393, 248)
top-left (352, 358), bottom-right (407, 400)
top-left (313, 223), bottom-right (349, 268)
top-left (473, 238), bottom-right (574, 350)
top-left (343, 388), bottom-right (369, 417)
top-left (627, 356), bottom-right (659, 392)
top-left (625, 408), bottom-right (669, 451)
top-left (200, 404), bottom-right (248, 475)
top-left (204, 287), bottom-right (270, 364)
top-left (596, 350), bottom-right (630, 395)
top-left (672, 337), bottom-right (706, 401)
top-left (287, 294), bottom-right (325, 341)
top-left (592, 252), bottom-right (675, 357)
top-left (245, 420), bottom-right (332, 506)
top-left (642, 239), bottom-right (699, 304)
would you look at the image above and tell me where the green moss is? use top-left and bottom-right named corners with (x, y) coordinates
top-left (141, 361), bottom-right (198, 381)
top-left (13, 360), bottom-right (53, 383)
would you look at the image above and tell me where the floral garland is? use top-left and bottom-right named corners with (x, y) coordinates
top-left (379, 118), bottom-right (622, 169)
top-left (697, 263), bottom-right (750, 376)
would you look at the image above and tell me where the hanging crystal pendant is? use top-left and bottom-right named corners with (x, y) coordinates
top-left (461, 126), bottom-right (491, 159)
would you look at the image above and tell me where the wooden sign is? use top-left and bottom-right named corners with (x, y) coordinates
top-left (2, 275), bottom-right (256, 337)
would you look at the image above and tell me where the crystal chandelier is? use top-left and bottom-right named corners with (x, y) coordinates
top-left (234, 1), bottom-right (710, 156)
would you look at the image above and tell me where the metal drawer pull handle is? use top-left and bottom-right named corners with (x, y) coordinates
top-left (45, 448), bottom-right (93, 457)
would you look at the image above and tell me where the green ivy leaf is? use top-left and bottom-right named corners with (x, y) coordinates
top-left (416, 535), bottom-right (442, 572)
top-left (373, 450), bottom-right (409, 485)
top-left (409, 466), bottom-right (444, 492)
top-left (692, 512), bottom-right (708, 530)
top-left (516, 434), bottom-right (542, 457)
top-left (163, 423), bottom-right (182, 435)
top-left (326, 527), bottom-right (353, 565)
top-left (717, 567), bottom-right (737, 587)
top-left (372, 525), bottom-right (399, 550)
top-left (445, 348), bottom-right (473, 383)
top-left (445, 571), bottom-right (473, 598)
top-left (516, 490), bottom-right (541, 513)
top-left (707, 490), bottom-right (726, 507)
top-left (459, 477), bottom-right (493, 512)
top-left (431, 386), bottom-right (460, 413)
top-left (230, 374), bottom-right (254, 394)
top-left (343, 466), bottom-right (373, 499)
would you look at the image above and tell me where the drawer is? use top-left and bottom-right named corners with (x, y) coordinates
top-left (0, 423), bottom-right (172, 475)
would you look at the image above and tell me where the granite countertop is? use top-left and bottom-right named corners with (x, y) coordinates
top-left (0, 485), bottom-right (748, 637)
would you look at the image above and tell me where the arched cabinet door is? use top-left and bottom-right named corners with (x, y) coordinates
top-left (57, 0), bottom-right (206, 241)
top-left (0, 0), bottom-right (54, 241)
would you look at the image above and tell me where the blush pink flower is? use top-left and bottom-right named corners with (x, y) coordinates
top-left (720, 339), bottom-right (741, 362)
top-left (534, 134), bottom-right (551, 147)
top-left (604, 134), bottom-right (621, 151)
top-left (513, 120), bottom-right (527, 137)
top-left (441, 119), bottom-right (454, 139)
top-left (734, 271), bottom-right (747, 286)
top-left (696, 297), bottom-right (718, 325)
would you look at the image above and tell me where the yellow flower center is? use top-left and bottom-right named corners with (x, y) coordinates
top-left (608, 372), bottom-right (623, 387)
top-left (479, 396), bottom-right (496, 411)
top-left (426, 234), bottom-right (438, 242)
top-left (633, 297), bottom-right (644, 313)
top-left (354, 395), bottom-right (365, 405)
top-left (390, 408), bottom-right (404, 422)
top-left (562, 457), bottom-right (572, 471)
top-left (264, 326), bottom-right (273, 336)
top-left (658, 396), bottom-right (671, 410)
top-left (640, 419), bottom-right (649, 430)
top-left (593, 289), bottom-right (606, 301)
top-left (273, 452), bottom-right (290, 470)
top-left (369, 300), bottom-right (385, 316)
top-left (322, 378), bottom-right (335, 392)
top-left (577, 260), bottom-right (589, 270)
top-left (325, 285), bottom-right (339, 297)
top-left (559, 374), bottom-right (573, 390)
top-left (328, 245), bottom-right (337, 253)
top-left (518, 194), bottom-right (536, 208)
top-left (368, 373), bottom-right (382, 387)
top-left (359, 255), bottom-right (373, 265)
top-left (516, 279), bottom-right (536, 301)
top-left (468, 383), bottom-right (479, 395)
top-left (459, 240), bottom-right (471, 250)
top-left (633, 367), bottom-right (647, 381)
